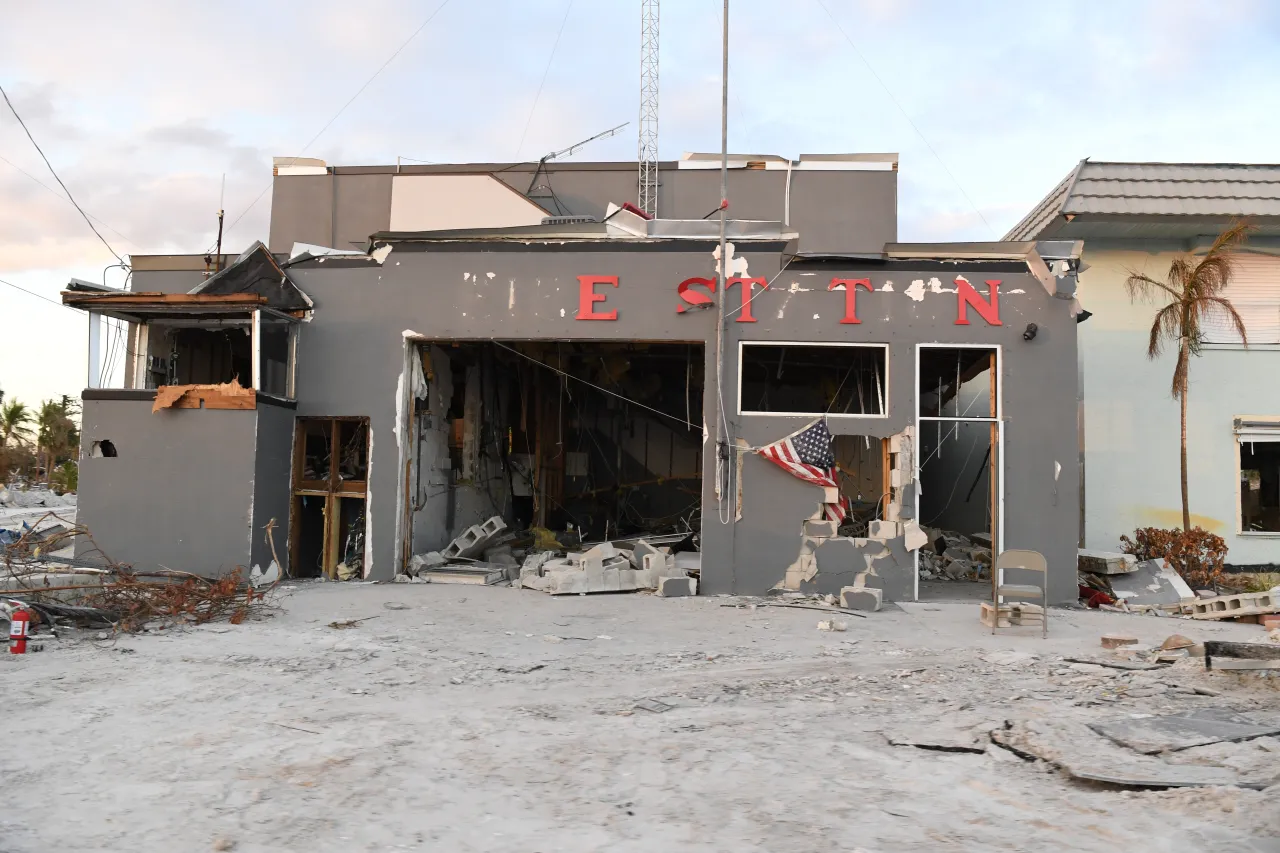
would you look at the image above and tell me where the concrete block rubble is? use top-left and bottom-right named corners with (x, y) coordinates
top-left (401, 516), bottom-right (700, 596)
top-left (916, 527), bottom-right (993, 582)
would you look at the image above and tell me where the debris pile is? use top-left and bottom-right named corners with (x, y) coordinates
top-left (402, 516), bottom-right (701, 596)
top-left (0, 486), bottom-right (77, 510)
top-left (916, 527), bottom-right (992, 581)
top-left (519, 539), bottom-right (698, 597)
top-left (3, 513), bottom-right (278, 636)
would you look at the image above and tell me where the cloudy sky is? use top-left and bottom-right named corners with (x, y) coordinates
top-left (2, 0), bottom-right (1278, 408)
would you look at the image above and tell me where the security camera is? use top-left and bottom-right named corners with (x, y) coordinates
top-left (1023, 323), bottom-right (1038, 341)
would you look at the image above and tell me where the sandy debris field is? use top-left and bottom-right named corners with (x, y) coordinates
top-left (2, 582), bottom-right (1279, 852)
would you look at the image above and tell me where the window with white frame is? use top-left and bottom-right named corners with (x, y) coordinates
top-left (1202, 254), bottom-right (1280, 346)
top-left (738, 342), bottom-right (887, 416)
top-left (1237, 418), bottom-right (1280, 533)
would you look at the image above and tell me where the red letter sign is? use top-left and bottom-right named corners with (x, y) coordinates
top-left (829, 278), bottom-right (874, 324)
top-left (955, 277), bottom-right (1001, 326)
top-left (676, 277), bottom-right (717, 313)
top-left (576, 275), bottom-right (618, 321)
top-left (726, 277), bottom-right (768, 323)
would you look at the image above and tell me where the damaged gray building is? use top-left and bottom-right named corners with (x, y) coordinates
top-left (65, 153), bottom-right (1083, 602)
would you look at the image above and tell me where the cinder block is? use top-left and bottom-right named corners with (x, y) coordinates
top-left (582, 542), bottom-right (617, 562)
top-left (804, 519), bottom-right (838, 538)
top-left (868, 520), bottom-right (900, 540)
top-left (821, 486), bottom-right (840, 504)
top-left (631, 539), bottom-right (661, 568)
top-left (841, 586), bottom-right (882, 611)
top-left (642, 552), bottom-right (676, 574)
top-left (479, 516), bottom-right (507, 537)
top-left (852, 571), bottom-right (884, 591)
top-left (657, 576), bottom-right (697, 597)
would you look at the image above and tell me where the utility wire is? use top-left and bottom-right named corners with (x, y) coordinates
top-left (515, 0), bottom-right (575, 160)
top-left (0, 276), bottom-right (79, 312)
top-left (811, 0), bottom-right (997, 238)
top-left (0, 84), bottom-right (125, 264)
top-left (222, 0), bottom-right (455, 237)
top-left (488, 340), bottom-right (697, 429)
top-left (0, 152), bottom-right (140, 248)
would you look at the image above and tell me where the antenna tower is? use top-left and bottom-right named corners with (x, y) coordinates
top-left (638, 0), bottom-right (659, 217)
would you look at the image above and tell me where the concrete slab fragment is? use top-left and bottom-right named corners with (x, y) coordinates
top-left (1088, 709), bottom-right (1280, 755)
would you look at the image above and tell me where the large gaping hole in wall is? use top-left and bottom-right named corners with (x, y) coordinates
top-left (149, 325), bottom-right (252, 388)
top-left (832, 434), bottom-right (887, 538)
top-left (408, 341), bottom-right (705, 556)
top-left (739, 343), bottom-right (886, 416)
top-left (1240, 440), bottom-right (1280, 532)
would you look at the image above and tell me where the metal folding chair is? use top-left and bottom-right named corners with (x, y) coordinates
top-left (993, 549), bottom-right (1048, 638)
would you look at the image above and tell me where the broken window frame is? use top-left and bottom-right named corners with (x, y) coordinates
top-left (82, 305), bottom-right (299, 400)
top-left (736, 340), bottom-right (889, 419)
top-left (1234, 418), bottom-right (1280, 535)
top-left (915, 343), bottom-right (1003, 601)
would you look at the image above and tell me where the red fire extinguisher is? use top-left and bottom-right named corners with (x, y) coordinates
top-left (9, 607), bottom-right (30, 654)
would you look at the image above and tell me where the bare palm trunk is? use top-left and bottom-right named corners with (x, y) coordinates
top-left (1180, 341), bottom-right (1190, 532)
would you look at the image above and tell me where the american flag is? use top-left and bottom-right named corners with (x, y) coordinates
top-left (756, 419), bottom-right (850, 523)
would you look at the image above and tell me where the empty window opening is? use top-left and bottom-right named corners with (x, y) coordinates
top-left (1240, 440), bottom-right (1280, 532)
top-left (156, 326), bottom-right (252, 388)
top-left (408, 341), bottom-right (705, 556)
top-left (90, 439), bottom-right (117, 458)
top-left (290, 417), bottom-right (370, 579)
top-left (918, 347), bottom-right (996, 419)
top-left (739, 343), bottom-right (886, 416)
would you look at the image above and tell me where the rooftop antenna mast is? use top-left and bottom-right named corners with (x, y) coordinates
top-left (638, 0), bottom-right (659, 217)
top-left (526, 122), bottom-right (629, 212)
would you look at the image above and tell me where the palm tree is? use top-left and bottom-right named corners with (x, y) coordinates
top-left (36, 398), bottom-right (79, 480)
top-left (1, 399), bottom-right (34, 448)
top-left (1126, 221), bottom-right (1253, 531)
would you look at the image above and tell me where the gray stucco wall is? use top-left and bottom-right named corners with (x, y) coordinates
top-left (250, 400), bottom-right (296, 572)
top-left (268, 165), bottom-right (896, 256)
top-left (77, 397), bottom-right (259, 575)
top-left (285, 244), bottom-right (1078, 600)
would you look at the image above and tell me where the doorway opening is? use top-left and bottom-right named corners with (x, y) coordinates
top-left (403, 340), bottom-right (705, 564)
top-left (289, 416), bottom-right (370, 579)
top-left (916, 345), bottom-right (1001, 601)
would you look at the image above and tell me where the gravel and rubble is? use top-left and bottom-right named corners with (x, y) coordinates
top-left (2, 584), bottom-right (1279, 851)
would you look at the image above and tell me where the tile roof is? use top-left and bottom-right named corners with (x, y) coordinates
top-left (1005, 160), bottom-right (1280, 240)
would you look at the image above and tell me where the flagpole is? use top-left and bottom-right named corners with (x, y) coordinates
top-left (715, 0), bottom-right (730, 521)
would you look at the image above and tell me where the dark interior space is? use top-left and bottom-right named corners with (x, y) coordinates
top-left (832, 434), bottom-right (887, 538)
top-left (918, 347), bottom-right (995, 419)
top-left (169, 327), bottom-right (252, 387)
top-left (294, 495), bottom-right (326, 579)
top-left (1240, 440), bottom-right (1280, 532)
top-left (740, 343), bottom-right (886, 415)
top-left (412, 340), bottom-right (705, 548)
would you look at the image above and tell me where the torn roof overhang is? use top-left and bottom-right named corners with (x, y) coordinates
top-left (58, 291), bottom-right (301, 324)
top-left (66, 277), bottom-right (123, 293)
top-left (366, 218), bottom-right (798, 249)
top-left (187, 241), bottom-right (313, 311)
top-left (790, 241), bottom-right (1082, 300)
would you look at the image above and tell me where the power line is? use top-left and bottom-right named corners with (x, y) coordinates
top-left (811, 0), bottom-right (997, 238)
top-left (0, 276), bottom-right (79, 312)
top-left (0, 152), bottom-right (140, 248)
top-left (221, 0), bottom-right (455, 238)
top-left (515, 0), bottom-right (575, 161)
top-left (0, 84), bottom-right (126, 263)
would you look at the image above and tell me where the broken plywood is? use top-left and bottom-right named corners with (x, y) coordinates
top-left (152, 382), bottom-right (256, 412)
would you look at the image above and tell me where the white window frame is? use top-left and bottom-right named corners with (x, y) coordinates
top-left (736, 340), bottom-right (889, 419)
top-left (1235, 417), bottom-right (1280, 537)
top-left (915, 343), bottom-right (1004, 601)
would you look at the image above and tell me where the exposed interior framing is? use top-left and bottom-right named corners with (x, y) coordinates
top-left (289, 416), bottom-right (371, 579)
top-left (737, 341), bottom-right (889, 418)
top-left (397, 339), bottom-right (706, 571)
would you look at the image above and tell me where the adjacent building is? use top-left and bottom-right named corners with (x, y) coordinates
top-left (66, 153), bottom-right (1083, 600)
top-left (1008, 160), bottom-right (1280, 567)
